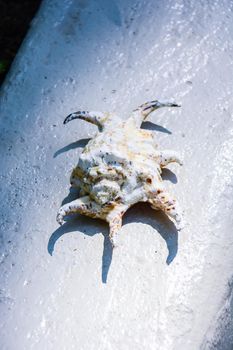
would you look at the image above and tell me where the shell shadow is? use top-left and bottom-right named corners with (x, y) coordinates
top-left (141, 121), bottom-right (172, 134)
top-left (47, 216), bottom-right (113, 284)
top-left (61, 187), bottom-right (80, 206)
top-left (48, 201), bottom-right (178, 286)
top-left (161, 168), bottom-right (178, 184)
top-left (53, 138), bottom-right (91, 158)
top-left (123, 202), bottom-right (178, 265)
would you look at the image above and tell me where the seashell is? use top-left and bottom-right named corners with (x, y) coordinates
top-left (57, 100), bottom-right (184, 247)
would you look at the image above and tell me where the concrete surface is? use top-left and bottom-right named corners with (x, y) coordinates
top-left (0, 0), bottom-right (233, 349)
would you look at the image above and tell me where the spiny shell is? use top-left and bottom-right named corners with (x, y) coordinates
top-left (57, 100), bottom-right (184, 247)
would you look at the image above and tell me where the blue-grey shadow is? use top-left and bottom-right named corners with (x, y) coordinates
top-left (142, 121), bottom-right (172, 134)
top-left (53, 138), bottom-right (91, 158)
top-left (61, 187), bottom-right (80, 206)
top-left (48, 215), bottom-right (113, 283)
top-left (123, 202), bottom-right (178, 265)
top-left (101, 230), bottom-right (113, 283)
top-left (161, 168), bottom-right (178, 184)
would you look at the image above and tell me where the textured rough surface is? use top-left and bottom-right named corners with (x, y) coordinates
top-left (57, 101), bottom-right (183, 246)
top-left (1, 0), bottom-right (233, 349)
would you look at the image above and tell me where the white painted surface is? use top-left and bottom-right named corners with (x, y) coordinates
top-left (0, 0), bottom-right (233, 349)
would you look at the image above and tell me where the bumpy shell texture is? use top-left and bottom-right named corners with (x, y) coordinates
top-left (57, 100), bottom-right (184, 247)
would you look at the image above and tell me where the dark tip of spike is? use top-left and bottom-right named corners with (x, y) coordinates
top-left (63, 114), bottom-right (72, 124)
top-left (144, 105), bottom-right (153, 110)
